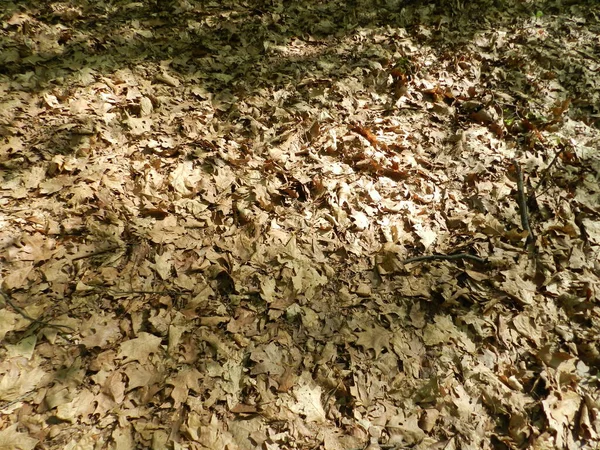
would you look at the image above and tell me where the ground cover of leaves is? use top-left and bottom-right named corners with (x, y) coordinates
top-left (1, 0), bottom-right (599, 449)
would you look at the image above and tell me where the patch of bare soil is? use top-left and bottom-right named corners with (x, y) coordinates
top-left (1, 0), bottom-right (599, 448)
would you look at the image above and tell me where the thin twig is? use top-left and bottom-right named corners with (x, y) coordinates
top-left (512, 159), bottom-right (535, 247)
top-left (72, 245), bottom-right (123, 261)
top-left (403, 253), bottom-right (487, 264)
top-left (107, 289), bottom-right (191, 296)
top-left (0, 290), bottom-right (75, 332)
top-left (533, 146), bottom-right (566, 193)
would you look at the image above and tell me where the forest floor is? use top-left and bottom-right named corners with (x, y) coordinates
top-left (1, 0), bottom-right (600, 449)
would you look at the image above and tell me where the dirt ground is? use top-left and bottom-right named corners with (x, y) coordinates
top-left (1, 0), bottom-right (599, 449)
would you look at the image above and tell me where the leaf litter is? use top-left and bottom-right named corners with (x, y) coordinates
top-left (1, 0), bottom-right (599, 449)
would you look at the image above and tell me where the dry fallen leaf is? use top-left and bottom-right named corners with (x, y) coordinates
top-left (0, 425), bottom-right (38, 450)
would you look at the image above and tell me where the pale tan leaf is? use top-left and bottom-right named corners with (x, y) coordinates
top-left (0, 424), bottom-right (38, 450)
top-left (117, 332), bottom-right (163, 364)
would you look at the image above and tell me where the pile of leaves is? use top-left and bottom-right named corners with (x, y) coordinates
top-left (1, 0), bottom-right (599, 448)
